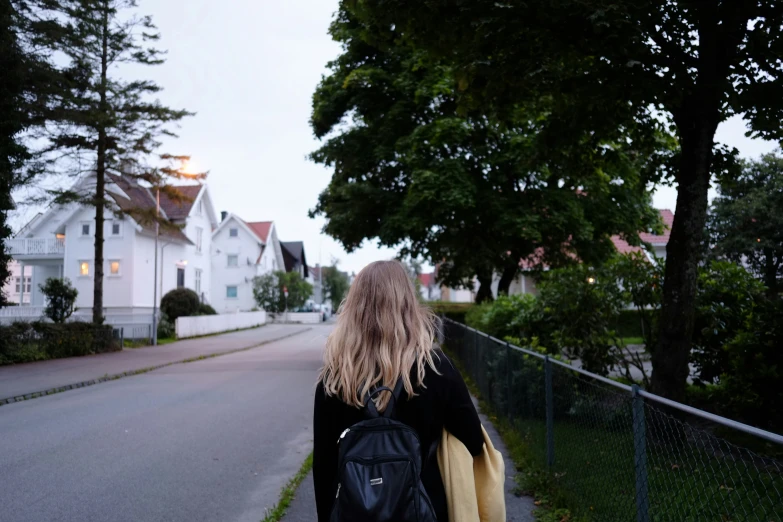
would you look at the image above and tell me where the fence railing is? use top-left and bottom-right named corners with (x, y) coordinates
top-left (6, 237), bottom-right (65, 256)
top-left (443, 318), bottom-right (783, 522)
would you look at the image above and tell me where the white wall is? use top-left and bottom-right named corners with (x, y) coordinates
top-left (64, 207), bottom-right (137, 311)
top-left (175, 311), bottom-right (266, 339)
top-left (211, 216), bottom-right (262, 313)
top-left (181, 188), bottom-right (214, 304)
top-left (132, 232), bottom-right (189, 308)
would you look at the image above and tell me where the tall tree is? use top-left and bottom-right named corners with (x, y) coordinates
top-left (322, 261), bottom-right (350, 310)
top-left (310, 4), bottom-right (666, 303)
top-left (0, 0), bottom-right (61, 306)
top-left (44, 0), bottom-right (191, 323)
top-left (354, 0), bottom-right (783, 401)
top-left (710, 152), bottom-right (783, 297)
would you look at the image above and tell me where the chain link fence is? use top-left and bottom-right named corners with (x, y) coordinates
top-left (443, 318), bottom-right (783, 521)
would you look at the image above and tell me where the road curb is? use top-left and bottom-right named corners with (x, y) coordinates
top-left (0, 327), bottom-right (313, 408)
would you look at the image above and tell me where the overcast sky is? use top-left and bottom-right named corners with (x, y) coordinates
top-left (12, 1), bottom-right (781, 273)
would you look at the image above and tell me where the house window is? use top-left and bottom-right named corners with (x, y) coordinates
top-left (229, 227), bottom-right (238, 238)
top-left (81, 223), bottom-right (90, 236)
top-left (177, 267), bottom-right (185, 288)
top-left (226, 286), bottom-right (238, 299)
top-left (227, 254), bottom-right (238, 267)
top-left (197, 200), bottom-right (203, 215)
top-left (79, 261), bottom-right (90, 276)
top-left (109, 260), bottom-right (121, 276)
top-left (196, 227), bottom-right (203, 253)
top-left (195, 269), bottom-right (202, 294)
top-left (111, 222), bottom-right (122, 236)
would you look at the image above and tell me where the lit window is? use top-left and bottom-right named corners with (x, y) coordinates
top-left (81, 223), bottom-right (90, 236)
top-left (112, 222), bottom-right (121, 236)
top-left (80, 261), bottom-right (90, 276)
top-left (227, 254), bottom-right (238, 267)
top-left (109, 261), bottom-right (120, 275)
top-left (229, 228), bottom-right (238, 238)
top-left (226, 286), bottom-right (238, 299)
top-left (196, 227), bottom-right (203, 253)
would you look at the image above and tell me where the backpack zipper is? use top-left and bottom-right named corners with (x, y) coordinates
top-left (337, 428), bottom-right (350, 444)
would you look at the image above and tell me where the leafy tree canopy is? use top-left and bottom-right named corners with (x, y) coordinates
top-left (253, 271), bottom-right (313, 313)
top-left (710, 152), bottom-right (783, 297)
top-left (310, 4), bottom-right (668, 301)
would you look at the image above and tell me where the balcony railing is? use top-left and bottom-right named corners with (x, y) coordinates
top-left (6, 237), bottom-right (65, 257)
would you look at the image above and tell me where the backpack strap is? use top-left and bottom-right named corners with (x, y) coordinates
top-left (364, 378), bottom-right (404, 419)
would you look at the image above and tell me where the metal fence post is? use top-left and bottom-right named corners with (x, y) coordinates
top-left (632, 385), bottom-right (650, 522)
top-left (505, 341), bottom-right (512, 419)
top-left (545, 355), bottom-right (554, 468)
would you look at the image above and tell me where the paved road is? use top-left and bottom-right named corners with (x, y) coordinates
top-left (0, 324), bottom-right (310, 401)
top-left (0, 326), bottom-right (329, 522)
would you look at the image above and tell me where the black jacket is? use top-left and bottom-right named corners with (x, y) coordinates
top-left (313, 352), bottom-right (484, 522)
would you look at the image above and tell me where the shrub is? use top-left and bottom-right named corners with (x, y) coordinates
top-left (534, 263), bottom-right (625, 375)
top-left (721, 297), bottom-right (783, 432)
top-left (0, 322), bottom-right (118, 365)
top-left (198, 303), bottom-right (217, 315)
top-left (464, 294), bottom-right (536, 340)
top-left (39, 277), bottom-right (78, 323)
top-left (691, 261), bottom-right (766, 385)
top-left (428, 301), bottom-right (474, 323)
top-left (160, 288), bottom-right (200, 321)
top-left (157, 313), bottom-right (175, 339)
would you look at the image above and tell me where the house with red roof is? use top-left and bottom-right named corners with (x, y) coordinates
top-left (3, 174), bottom-right (219, 327)
top-left (210, 214), bottom-right (286, 313)
top-left (508, 209), bottom-right (674, 296)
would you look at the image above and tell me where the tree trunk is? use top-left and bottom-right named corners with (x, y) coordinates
top-left (475, 272), bottom-right (493, 303)
top-left (497, 262), bottom-right (518, 296)
top-left (651, 117), bottom-right (717, 402)
top-left (92, 3), bottom-right (109, 325)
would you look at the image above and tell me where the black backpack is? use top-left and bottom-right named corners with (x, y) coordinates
top-left (330, 379), bottom-right (438, 522)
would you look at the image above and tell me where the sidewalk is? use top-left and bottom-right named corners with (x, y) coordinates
top-left (281, 399), bottom-right (536, 522)
top-left (0, 324), bottom-right (311, 404)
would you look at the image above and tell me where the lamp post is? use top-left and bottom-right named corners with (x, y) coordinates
top-left (152, 188), bottom-right (160, 345)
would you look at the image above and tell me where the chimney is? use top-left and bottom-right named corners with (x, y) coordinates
top-left (220, 211), bottom-right (228, 222)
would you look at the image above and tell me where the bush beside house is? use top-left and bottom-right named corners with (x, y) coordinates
top-left (0, 322), bottom-right (120, 365)
top-left (157, 288), bottom-right (217, 341)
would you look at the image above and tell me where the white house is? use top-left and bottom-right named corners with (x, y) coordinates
top-left (210, 214), bottom-right (285, 313)
top-left (1, 260), bottom-right (32, 305)
top-left (3, 174), bottom-right (218, 325)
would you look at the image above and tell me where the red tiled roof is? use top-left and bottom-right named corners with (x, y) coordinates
top-left (159, 185), bottom-right (202, 221)
top-left (106, 174), bottom-right (192, 244)
top-left (639, 209), bottom-right (674, 244)
top-left (246, 221), bottom-right (273, 243)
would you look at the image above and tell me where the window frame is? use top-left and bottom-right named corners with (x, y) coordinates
top-left (226, 285), bottom-right (238, 299)
top-left (78, 260), bottom-right (90, 277)
top-left (196, 227), bottom-right (204, 253)
top-left (229, 227), bottom-right (239, 238)
top-left (227, 254), bottom-right (239, 268)
top-left (195, 268), bottom-right (202, 294)
top-left (176, 267), bottom-right (185, 288)
top-left (108, 259), bottom-right (121, 277)
top-left (110, 221), bottom-right (122, 237)
top-left (80, 222), bottom-right (91, 237)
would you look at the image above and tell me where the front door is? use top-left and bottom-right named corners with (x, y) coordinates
top-left (176, 267), bottom-right (185, 288)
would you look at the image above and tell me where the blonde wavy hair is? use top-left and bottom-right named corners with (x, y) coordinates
top-left (319, 260), bottom-right (439, 411)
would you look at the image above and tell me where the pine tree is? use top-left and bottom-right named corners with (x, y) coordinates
top-left (0, 0), bottom-right (60, 306)
top-left (44, 0), bottom-right (194, 323)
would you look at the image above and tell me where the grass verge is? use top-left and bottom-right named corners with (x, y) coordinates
top-left (260, 452), bottom-right (314, 522)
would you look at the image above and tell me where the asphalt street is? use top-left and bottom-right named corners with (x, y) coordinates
top-left (0, 326), bottom-right (329, 522)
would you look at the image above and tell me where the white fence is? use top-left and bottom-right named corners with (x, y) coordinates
top-left (268, 312), bottom-right (323, 324)
top-left (175, 311), bottom-right (267, 339)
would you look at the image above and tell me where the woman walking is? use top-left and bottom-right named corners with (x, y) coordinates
top-left (313, 260), bottom-right (484, 521)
